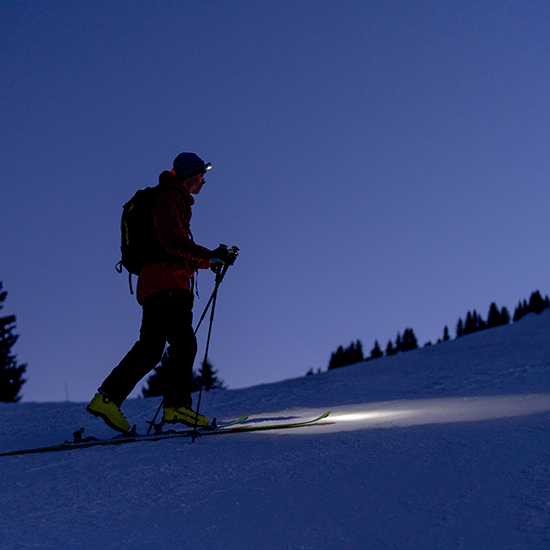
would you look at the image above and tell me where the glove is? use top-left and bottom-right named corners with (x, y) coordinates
top-left (209, 245), bottom-right (239, 268)
top-left (210, 245), bottom-right (230, 266)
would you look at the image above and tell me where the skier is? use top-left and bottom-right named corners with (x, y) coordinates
top-left (87, 152), bottom-right (234, 433)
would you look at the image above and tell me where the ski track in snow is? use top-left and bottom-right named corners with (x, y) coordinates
top-left (2, 312), bottom-right (550, 549)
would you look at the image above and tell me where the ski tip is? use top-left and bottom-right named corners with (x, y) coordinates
top-left (217, 413), bottom-right (251, 428)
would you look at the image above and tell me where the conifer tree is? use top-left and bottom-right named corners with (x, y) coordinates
top-left (487, 303), bottom-right (501, 328)
top-left (353, 340), bottom-right (364, 363)
top-left (143, 355), bottom-right (226, 396)
top-left (395, 333), bottom-right (403, 353)
top-left (456, 318), bottom-right (464, 338)
top-left (464, 311), bottom-right (475, 334)
top-left (476, 310), bottom-right (486, 331)
top-left (487, 303), bottom-right (510, 328)
top-left (386, 340), bottom-right (398, 356)
top-left (370, 340), bottom-right (383, 359)
top-left (401, 328), bottom-right (418, 351)
top-left (463, 310), bottom-right (485, 334)
top-left (443, 326), bottom-right (450, 341)
top-left (328, 346), bottom-right (345, 370)
top-left (192, 359), bottom-right (225, 391)
top-left (0, 283), bottom-right (27, 402)
top-left (513, 301), bottom-right (524, 322)
top-left (328, 341), bottom-right (364, 369)
top-left (513, 291), bottom-right (550, 322)
top-left (528, 291), bottom-right (546, 314)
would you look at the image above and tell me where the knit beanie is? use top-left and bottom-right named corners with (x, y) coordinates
top-left (172, 152), bottom-right (211, 180)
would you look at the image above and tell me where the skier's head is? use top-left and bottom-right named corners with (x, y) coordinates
top-left (172, 152), bottom-right (212, 181)
top-left (185, 171), bottom-right (207, 195)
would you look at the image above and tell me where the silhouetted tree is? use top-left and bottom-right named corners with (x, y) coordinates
top-left (513, 301), bottom-right (524, 322)
top-left (463, 310), bottom-right (485, 335)
top-left (328, 346), bottom-right (345, 370)
top-left (192, 359), bottom-right (226, 391)
top-left (513, 291), bottom-right (550, 322)
top-left (456, 318), bottom-right (464, 338)
top-left (529, 291), bottom-right (547, 314)
top-left (369, 340), bottom-right (383, 359)
top-left (355, 340), bottom-right (364, 362)
top-left (477, 311), bottom-right (486, 331)
top-left (401, 328), bottom-right (418, 351)
top-left (486, 303), bottom-right (510, 329)
top-left (487, 303), bottom-right (501, 328)
top-left (385, 340), bottom-right (398, 356)
top-left (395, 333), bottom-right (403, 352)
top-left (464, 311), bottom-right (475, 334)
top-left (474, 311), bottom-right (485, 331)
top-left (0, 283), bottom-right (27, 402)
top-left (443, 326), bottom-right (450, 341)
top-left (328, 340), bottom-right (364, 370)
top-left (143, 355), bottom-right (226, 397)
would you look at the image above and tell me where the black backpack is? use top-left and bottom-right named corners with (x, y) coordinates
top-left (116, 186), bottom-right (173, 292)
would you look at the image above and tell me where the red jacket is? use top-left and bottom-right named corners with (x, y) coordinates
top-left (136, 171), bottom-right (211, 304)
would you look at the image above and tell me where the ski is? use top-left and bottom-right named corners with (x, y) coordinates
top-left (0, 413), bottom-right (252, 457)
top-left (0, 412), bottom-right (330, 457)
top-left (215, 413), bottom-right (251, 428)
top-left (202, 411), bottom-right (331, 435)
top-left (157, 413), bottom-right (251, 434)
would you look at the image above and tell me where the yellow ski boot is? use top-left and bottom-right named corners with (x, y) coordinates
top-left (162, 406), bottom-right (209, 428)
top-left (86, 393), bottom-right (131, 433)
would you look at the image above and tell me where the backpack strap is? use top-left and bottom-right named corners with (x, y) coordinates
top-left (115, 260), bottom-right (135, 294)
top-left (187, 226), bottom-right (200, 299)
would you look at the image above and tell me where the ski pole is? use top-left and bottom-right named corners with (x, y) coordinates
top-left (191, 264), bottom-right (224, 442)
top-left (145, 247), bottom-right (238, 434)
top-left (192, 247), bottom-right (239, 433)
top-left (145, 284), bottom-right (220, 435)
top-left (192, 261), bottom-right (232, 335)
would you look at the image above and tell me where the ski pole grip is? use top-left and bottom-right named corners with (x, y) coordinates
top-left (210, 244), bottom-right (239, 266)
top-left (226, 245), bottom-right (239, 265)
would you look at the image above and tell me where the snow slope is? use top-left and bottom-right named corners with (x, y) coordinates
top-left (2, 312), bottom-right (550, 549)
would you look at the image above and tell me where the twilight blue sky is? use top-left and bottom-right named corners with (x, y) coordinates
top-left (2, 1), bottom-right (550, 403)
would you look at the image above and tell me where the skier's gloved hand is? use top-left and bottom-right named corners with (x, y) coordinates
top-left (210, 245), bottom-right (230, 266)
top-left (209, 244), bottom-right (239, 269)
top-left (225, 245), bottom-right (239, 265)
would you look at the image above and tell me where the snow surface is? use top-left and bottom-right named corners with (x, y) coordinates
top-left (2, 312), bottom-right (550, 549)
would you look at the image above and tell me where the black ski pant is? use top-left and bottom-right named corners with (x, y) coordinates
top-left (99, 289), bottom-right (197, 407)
